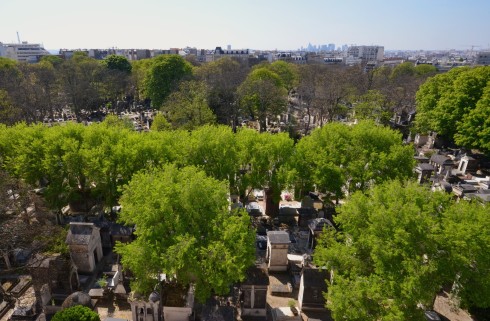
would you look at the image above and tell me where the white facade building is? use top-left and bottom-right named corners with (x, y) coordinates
top-left (0, 41), bottom-right (50, 62)
top-left (346, 45), bottom-right (384, 64)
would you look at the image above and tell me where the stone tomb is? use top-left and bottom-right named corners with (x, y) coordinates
top-left (266, 231), bottom-right (290, 272)
top-left (65, 222), bottom-right (103, 273)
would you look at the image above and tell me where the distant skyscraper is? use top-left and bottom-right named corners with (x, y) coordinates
top-left (227, 44), bottom-right (231, 50)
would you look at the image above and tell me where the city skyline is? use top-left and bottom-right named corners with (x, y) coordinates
top-left (1, 0), bottom-right (490, 51)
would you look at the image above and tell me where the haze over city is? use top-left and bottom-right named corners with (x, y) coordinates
top-left (1, 0), bottom-right (490, 51)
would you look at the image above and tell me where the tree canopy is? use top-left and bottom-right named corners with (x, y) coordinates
top-left (161, 80), bottom-right (216, 129)
top-left (145, 55), bottom-right (193, 107)
top-left (115, 164), bottom-right (255, 301)
top-left (238, 67), bottom-right (288, 132)
top-left (102, 54), bottom-right (132, 74)
top-left (415, 66), bottom-right (490, 151)
top-left (287, 121), bottom-right (414, 199)
top-left (314, 180), bottom-right (490, 320)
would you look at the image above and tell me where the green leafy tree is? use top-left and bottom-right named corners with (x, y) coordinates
top-left (238, 68), bottom-right (288, 132)
top-left (287, 121), bottom-right (414, 200)
top-left (102, 54), bottom-right (132, 74)
top-left (267, 60), bottom-right (299, 93)
top-left (415, 66), bottom-right (490, 143)
top-left (314, 180), bottom-right (490, 320)
top-left (414, 64), bottom-right (437, 76)
top-left (150, 113), bottom-right (171, 131)
top-left (40, 55), bottom-right (64, 67)
top-left (115, 164), bottom-right (255, 301)
top-left (236, 129), bottom-right (294, 214)
top-left (162, 80), bottom-right (216, 129)
top-left (101, 55), bottom-right (132, 106)
top-left (145, 55), bottom-right (193, 107)
top-left (454, 82), bottom-right (490, 153)
top-left (353, 90), bottom-right (391, 124)
top-left (52, 305), bottom-right (100, 321)
top-left (183, 125), bottom-right (238, 183)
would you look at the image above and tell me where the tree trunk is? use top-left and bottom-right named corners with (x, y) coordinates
top-left (264, 187), bottom-right (279, 217)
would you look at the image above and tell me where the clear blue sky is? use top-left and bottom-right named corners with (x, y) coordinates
top-left (1, 0), bottom-right (489, 51)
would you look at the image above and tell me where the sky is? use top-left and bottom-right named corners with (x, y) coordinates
top-left (1, 0), bottom-right (489, 51)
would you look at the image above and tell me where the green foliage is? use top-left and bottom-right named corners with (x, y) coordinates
top-left (40, 55), bottom-right (64, 67)
top-left (0, 89), bottom-right (21, 125)
top-left (391, 62), bottom-right (416, 79)
top-left (162, 80), bottom-right (216, 129)
top-left (102, 114), bottom-right (134, 130)
top-left (415, 66), bottom-right (490, 149)
top-left (0, 57), bottom-right (18, 69)
top-left (238, 68), bottom-right (288, 131)
top-left (52, 305), bottom-right (100, 321)
top-left (287, 121), bottom-right (414, 199)
top-left (145, 55), bottom-right (193, 107)
top-left (415, 64), bottom-right (437, 76)
top-left (267, 61), bottom-right (299, 92)
top-left (102, 54), bottom-right (132, 73)
top-left (115, 164), bottom-right (256, 301)
top-left (236, 129), bottom-right (294, 200)
top-left (353, 90), bottom-right (391, 124)
top-left (314, 180), bottom-right (490, 320)
top-left (183, 125), bottom-right (238, 182)
top-left (454, 82), bottom-right (490, 152)
top-left (39, 226), bottom-right (70, 255)
top-left (150, 113), bottom-right (171, 131)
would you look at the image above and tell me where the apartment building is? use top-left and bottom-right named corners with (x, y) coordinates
top-left (0, 41), bottom-right (50, 62)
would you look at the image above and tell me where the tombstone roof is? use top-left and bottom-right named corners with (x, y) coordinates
top-left (302, 268), bottom-right (329, 289)
top-left (308, 218), bottom-right (335, 232)
top-left (242, 267), bottom-right (269, 286)
top-left (61, 291), bottom-right (93, 309)
top-left (430, 154), bottom-right (453, 166)
top-left (94, 220), bottom-right (134, 236)
top-left (65, 222), bottom-right (98, 245)
top-left (417, 163), bottom-right (435, 171)
top-left (267, 231), bottom-right (290, 244)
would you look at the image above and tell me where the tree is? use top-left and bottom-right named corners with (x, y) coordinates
top-left (454, 82), bottom-right (490, 152)
top-left (235, 129), bottom-right (294, 215)
top-left (0, 169), bottom-right (64, 271)
top-left (161, 80), bottom-right (216, 130)
top-left (115, 164), bottom-right (255, 301)
top-left (287, 121), bottom-right (414, 200)
top-left (52, 305), bottom-right (100, 321)
top-left (314, 180), bottom-right (490, 320)
top-left (415, 66), bottom-right (490, 144)
top-left (353, 90), bottom-right (391, 125)
top-left (183, 125), bottom-right (238, 184)
top-left (238, 68), bottom-right (288, 132)
top-left (150, 113), bottom-right (171, 131)
top-left (102, 54), bottom-right (132, 74)
top-left (145, 55), bottom-right (193, 107)
top-left (267, 60), bottom-right (299, 93)
top-left (101, 55), bottom-right (132, 107)
top-left (58, 53), bottom-right (104, 119)
top-left (195, 57), bottom-right (249, 130)
top-left (0, 89), bottom-right (21, 125)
